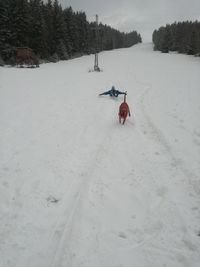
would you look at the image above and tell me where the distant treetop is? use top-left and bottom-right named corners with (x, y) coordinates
top-left (152, 21), bottom-right (200, 56)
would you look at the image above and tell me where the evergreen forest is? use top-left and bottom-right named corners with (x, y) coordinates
top-left (0, 0), bottom-right (142, 65)
top-left (152, 21), bottom-right (200, 55)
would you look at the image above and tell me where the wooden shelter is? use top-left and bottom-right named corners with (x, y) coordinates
top-left (16, 47), bottom-right (39, 67)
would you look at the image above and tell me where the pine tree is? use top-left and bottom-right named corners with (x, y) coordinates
top-left (26, 0), bottom-right (46, 58)
top-left (0, 0), bottom-right (18, 63)
top-left (0, 0), bottom-right (9, 62)
top-left (76, 12), bottom-right (89, 53)
top-left (62, 7), bottom-right (74, 57)
top-left (11, 0), bottom-right (30, 47)
top-left (43, 0), bottom-right (54, 56)
top-left (152, 21), bottom-right (200, 56)
top-left (0, 0), bottom-right (142, 63)
top-left (160, 25), bottom-right (172, 53)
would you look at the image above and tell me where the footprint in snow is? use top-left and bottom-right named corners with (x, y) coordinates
top-left (118, 232), bottom-right (127, 239)
top-left (46, 195), bottom-right (59, 204)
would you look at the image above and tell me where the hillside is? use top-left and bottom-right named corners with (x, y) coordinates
top-left (0, 43), bottom-right (200, 267)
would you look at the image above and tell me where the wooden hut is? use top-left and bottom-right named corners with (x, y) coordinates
top-left (16, 47), bottom-right (39, 67)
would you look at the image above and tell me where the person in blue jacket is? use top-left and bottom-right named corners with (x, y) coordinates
top-left (99, 86), bottom-right (127, 97)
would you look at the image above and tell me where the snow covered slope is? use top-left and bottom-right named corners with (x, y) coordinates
top-left (0, 43), bottom-right (200, 267)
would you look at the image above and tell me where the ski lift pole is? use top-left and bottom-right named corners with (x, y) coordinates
top-left (94, 14), bottom-right (100, 71)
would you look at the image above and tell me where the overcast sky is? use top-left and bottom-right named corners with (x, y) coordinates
top-left (57, 0), bottom-right (200, 41)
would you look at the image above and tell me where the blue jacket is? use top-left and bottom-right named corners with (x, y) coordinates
top-left (99, 87), bottom-right (126, 97)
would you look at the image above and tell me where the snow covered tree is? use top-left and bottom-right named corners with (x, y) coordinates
top-left (0, 0), bottom-right (142, 63)
top-left (11, 0), bottom-right (30, 47)
top-left (153, 21), bottom-right (200, 56)
top-left (0, 0), bottom-right (15, 63)
top-left (28, 0), bottom-right (48, 58)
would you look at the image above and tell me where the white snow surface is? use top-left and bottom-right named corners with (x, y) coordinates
top-left (0, 43), bottom-right (200, 267)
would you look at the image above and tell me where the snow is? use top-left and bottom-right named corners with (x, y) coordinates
top-left (0, 43), bottom-right (200, 267)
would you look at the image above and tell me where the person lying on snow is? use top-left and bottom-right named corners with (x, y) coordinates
top-left (99, 86), bottom-right (127, 97)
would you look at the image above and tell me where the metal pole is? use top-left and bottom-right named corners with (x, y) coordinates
top-left (94, 14), bottom-right (100, 71)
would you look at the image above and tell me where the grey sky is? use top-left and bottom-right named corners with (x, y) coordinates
top-left (57, 0), bottom-right (200, 41)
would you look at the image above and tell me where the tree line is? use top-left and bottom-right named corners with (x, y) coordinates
top-left (152, 21), bottom-right (200, 55)
top-left (0, 0), bottom-right (142, 65)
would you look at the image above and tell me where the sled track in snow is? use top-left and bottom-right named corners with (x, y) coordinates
top-left (139, 85), bottom-right (200, 196)
top-left (47, 123), bottom-right (112, 267)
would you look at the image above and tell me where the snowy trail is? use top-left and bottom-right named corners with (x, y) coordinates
top-left (48, 117), bottom-right (113, 267)
top-left (0, 43), bottom-right (200, 267)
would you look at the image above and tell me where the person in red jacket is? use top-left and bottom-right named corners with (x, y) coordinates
top-left (118, 93), bottom-right (131, 124)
